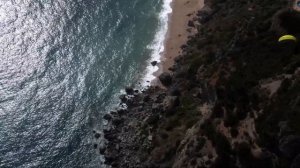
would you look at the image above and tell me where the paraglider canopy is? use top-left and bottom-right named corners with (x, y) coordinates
top-left (278, 35), bottom-right (297, 42)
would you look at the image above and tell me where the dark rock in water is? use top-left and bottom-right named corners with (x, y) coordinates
top-left (99, 147), bottom-right (106, 155)
top-left (119, 94), bottom-right (127, 103)
top-left (188, 20), bottom-right (195, 27)
top-left (291, 154), bottom-right (300, 168)
top-left (95, 133), bottom-right (101, 139)
top-left (125, 87), bottom-right (134, 95)
top-left (93, 144), bottom-right (98, 149)
top-left (151, 61), bottom-right (158, 66)
top-left (159, 72), bottom-right (172, 87)
top-left (104, 155), bottom-right (116, 165)
top-left (110, 111), bottom-right (118, 116)
top-left (111, 161), bottom-right (119, 167)
top-left (117, 109), bottom-right (127, 115)
top-left (103, 114), bottom-right (112, 121)
top-left (279, 135), bottom-right (300, 159)
top-left (104, 133), bottom-right (116, 141)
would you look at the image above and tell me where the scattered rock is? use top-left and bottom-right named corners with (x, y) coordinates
top-left (197, 11), bottom-right (213, 24)
top-left (143, 95), bottom-right (151, 102)
top-left (188, 20), bottom-right (195, 27)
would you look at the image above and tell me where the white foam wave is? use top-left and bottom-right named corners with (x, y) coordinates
top-left (140, 0), bottom-right (173, 87)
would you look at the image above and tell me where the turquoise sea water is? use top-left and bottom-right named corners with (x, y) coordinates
top-left (0, 0), bottom-right (170, 167)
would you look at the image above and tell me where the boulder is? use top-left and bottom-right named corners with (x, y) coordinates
top-left (125, 87), bottom-right (134, 95)
top-left (151, 61), bottom-right (158, 66)
top-left (94, 133), bottom-right (101, 139)
top-left (119, 94), bottom-right (127, 103)
top-left (112, 118), bottom-right (123, 126)
top-left (99, 146), bottom-right (106, 154)
top-left (198, 12), bottom-right (212, 24)
top-left (103, 114), bottom-right (112, 121)
top-left (104, 155), bottom-right (116, 165)
top-left (159, 72), bottom-right (173, 87)
top-left (117, 109), bottom-right (127, 115)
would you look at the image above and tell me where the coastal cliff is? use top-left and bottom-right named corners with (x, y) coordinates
top-left (100, 0), bottom-right (300, 167)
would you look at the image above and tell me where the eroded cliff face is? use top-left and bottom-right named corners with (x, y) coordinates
top-left (101, 0), bottom-right (300, 167)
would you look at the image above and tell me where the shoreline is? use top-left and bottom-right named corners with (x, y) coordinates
top-left (152, 0), bottom-right (204, 85)
top-left (101, 0), bottom-right (300, 167)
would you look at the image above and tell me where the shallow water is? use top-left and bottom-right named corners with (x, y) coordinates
top-left (0, 0), bottom-right (164, 167)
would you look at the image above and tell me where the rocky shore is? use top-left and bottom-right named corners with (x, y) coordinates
top-left (98, 0), bottom-right (300, 167)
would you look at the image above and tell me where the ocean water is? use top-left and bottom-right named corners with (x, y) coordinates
top-left (0, 0), bottom-right (172, 167)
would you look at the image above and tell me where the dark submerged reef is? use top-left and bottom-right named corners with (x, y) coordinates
top-left (98, 0), bottom-right (300, 167)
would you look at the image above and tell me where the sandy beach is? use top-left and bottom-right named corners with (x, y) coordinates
top-left (161, 0), bottom-right (204, 72)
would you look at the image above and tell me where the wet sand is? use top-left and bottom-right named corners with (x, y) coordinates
top-left (153, 0), bottom-right (204, 85)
